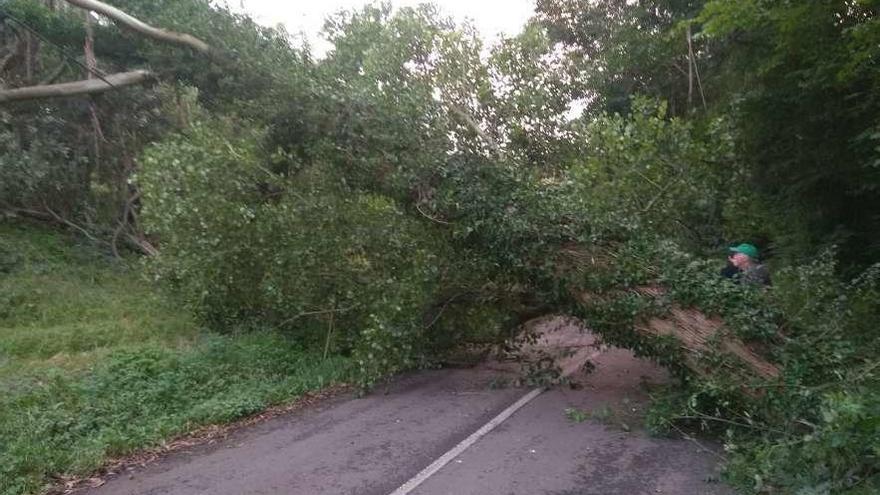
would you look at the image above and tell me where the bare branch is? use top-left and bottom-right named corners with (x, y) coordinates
top-left (0, 69), bottom-right (153, 103)
top-left (449, 103), bottom-right (505, 159)
top-left (693, 52), bottom-right (707, 111)
top-left (275, 305), bottom-right (358, 330)
top-left (323, 312), bottom-right (334, 360)
top-left (24, 32), bottom-right (33, 83)
top-left (83, 9), bottom-right (97, 79)
top-left (3, 207), bottom-right (53, 221)
top-left (641, 178), bottom-right (678, 214)
top-left (424, 293), bottom-right (464, 330)
top-left (415, 202), bottom-right (451, 225)
top-left (111, 189), bottom-right (141, 259)
top-left (685, 24), bottom-right (707, 111)
top-left (40, 202), bottom-right (110, 247)
top-left (124, 232), bottom-right (158, 256)
top-left (63, 0), bottom-right (212, 55)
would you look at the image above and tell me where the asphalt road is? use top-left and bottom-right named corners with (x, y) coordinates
top-left (410, 348), bottom-right (732, 495)
top-left (82, 337), bottom-right (733, 495)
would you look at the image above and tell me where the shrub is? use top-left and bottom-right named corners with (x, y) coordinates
top-left (0, 335), bottom-right (350, 495)
top-left (138, 121), bottom-right (444, 386)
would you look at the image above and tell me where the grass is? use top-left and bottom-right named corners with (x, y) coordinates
top-left (0, 222), bottom-right (352, 495)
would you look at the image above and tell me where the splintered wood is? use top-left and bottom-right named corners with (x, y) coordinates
top-left (631, 286), bottom-right (780, 380)
top-left (558, 246), bottom-right (780, 381)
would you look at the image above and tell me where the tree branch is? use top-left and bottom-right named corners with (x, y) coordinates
top-left (124, 232), bottom-right (158, 256)
top-left (39, 61), bottom-right (68, 85)
top-left (415, 202), bottom-right (452, 225)
top-left (685, 24), bottom-right (707, 111)
top-left (275, 305), bottom-right (357, 330)
top-left (449, 103), bottom-right (505, 159)
top-left (693, 49), bottom-right (707, 111)
top-left (111, 189), bottom-right (140, 259)
top-left (0, 69), bottom-right (153, 103)
top-left (62, 0), bottom-right (212, 55)
top-left (42, 202), bottom-right (108, 246)
top-left (641, 178), bottom-right (679, 214)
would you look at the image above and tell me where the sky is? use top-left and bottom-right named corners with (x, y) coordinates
top-left (231, 0), bottom-right (537, 56)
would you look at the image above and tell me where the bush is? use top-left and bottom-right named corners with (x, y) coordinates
top-left (0, 335), bottom-right (350, 495)
top-left (138, 121), bottom-right (445, 386)
top-left (0, 109), bottom-right (91, 217)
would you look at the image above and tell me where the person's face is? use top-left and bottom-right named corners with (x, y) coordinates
top-left (729, 252), bottom-right (750, 268)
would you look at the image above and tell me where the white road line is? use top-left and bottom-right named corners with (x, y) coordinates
top-left (388, 387), bottom-right (543, 495)
top-left (388, 348), bottom-right (605, 495)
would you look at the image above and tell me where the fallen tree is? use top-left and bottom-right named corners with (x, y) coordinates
top-left (630, 286), bottom-right (780, 380)
top-left (570, 288), bottom-right (779, 386)
top-left (555, 245), bottom-right (781, 385)
top-left (0, 69), bottom-right (153, 102)
top-left (0, 0), bottom-right (214, 104)
top-left (62, 0), bottom-right (212, 54)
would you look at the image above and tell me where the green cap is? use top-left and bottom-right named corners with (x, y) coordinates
top-left (729, 243), bottom-right (759, 259)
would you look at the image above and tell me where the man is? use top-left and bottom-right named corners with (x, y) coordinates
top-left (722, 243), bottom-right (770, 286)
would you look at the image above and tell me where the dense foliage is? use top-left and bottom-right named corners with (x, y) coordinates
top-left (2, 0), bottom-right (880, 493)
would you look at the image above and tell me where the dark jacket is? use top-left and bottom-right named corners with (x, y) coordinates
top-left (721, 262), bottom-right (771, 286)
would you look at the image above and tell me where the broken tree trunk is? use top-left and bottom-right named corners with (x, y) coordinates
top-left (630, 286), bottom-right (779, 380)
top-left (62, 0), bottom-right (212, 55)
top-left (559, 246), bottom-right (780, 382)
top-left (575, 286), bottom-right (780, 382)
top-left (0, 69), bottom-right (153, 103)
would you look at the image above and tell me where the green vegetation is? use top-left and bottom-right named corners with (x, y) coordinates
top-left (0, 223), bottom-right (197, 370)
top-left (0, 224), bottom-right (350, 495)
top-left (2, 1), bottom-right (880, 494)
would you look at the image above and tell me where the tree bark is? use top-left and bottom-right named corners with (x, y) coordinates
top-left (83, 11), bottom-right (104, 184)
top-left (83, 11), bottom-right (97, 79)
top-left (685, 24), bottom-right (707, 111)
top-left (0, 69), bottom-right (153, 103)
top-left (62, 0), bottom-right (212, 55)
top-left (24, 32), bottom-right (33, 83)
top-left (686, 24), bottom-right (694, 111)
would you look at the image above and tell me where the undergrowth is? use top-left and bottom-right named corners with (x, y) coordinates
top-left (0, 223), bottom-right (352, 495)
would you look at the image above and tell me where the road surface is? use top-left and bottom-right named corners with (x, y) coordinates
top-left (82, 330), bottom-right (733, 495)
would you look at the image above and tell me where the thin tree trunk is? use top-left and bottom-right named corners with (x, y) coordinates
top-left (323, 312), bottom-right (334, 360)
top-left (24, 32), bottom-right (32, 83)
top-left (83, 12), bottom-right (97, 79)
top-left (174, 85), bottom-right (190, 128)
top-left (84, 13), bottom-right (104, 135)
top-left (693, 48), bottom-right (707, 110)
top-left (686, 24), bottom-right (694, 111)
